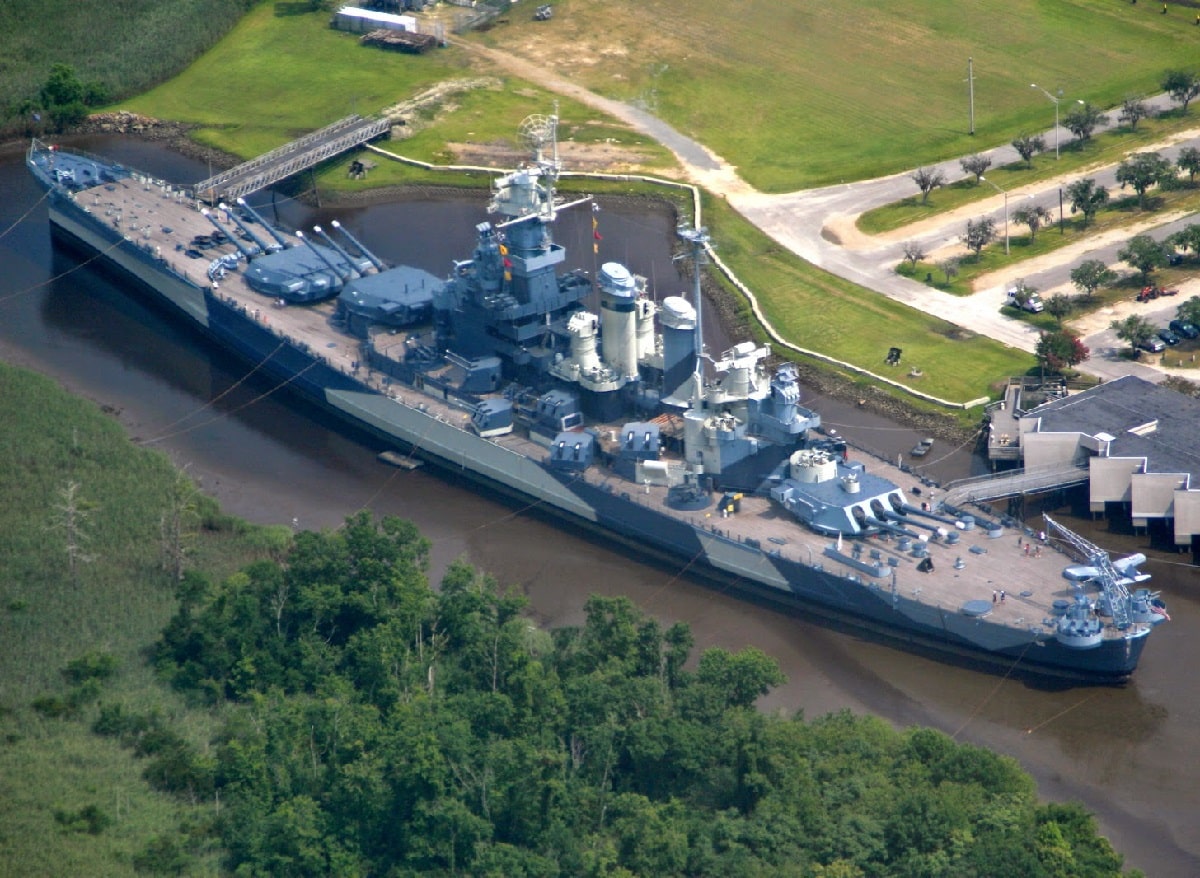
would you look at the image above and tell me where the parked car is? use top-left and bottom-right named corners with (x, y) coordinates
top-left (910, 437), bottom-right (935, 458)
top-left (1158, 328), bottom-right (1181, 346)
top-left (1169, 319), bottom-right (1199, 339)
top-left (1138, 336), bottom-right (1166, 354)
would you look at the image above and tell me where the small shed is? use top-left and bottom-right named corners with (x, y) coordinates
top-left (332, 6), bottom-right (417, 34)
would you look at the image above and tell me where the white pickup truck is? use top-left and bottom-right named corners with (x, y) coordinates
top-left (1005, 286), bottom-right (1044, 313)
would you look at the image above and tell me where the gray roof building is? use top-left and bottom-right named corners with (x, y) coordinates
top-left (1016, 376), bottom-right (1200, 546)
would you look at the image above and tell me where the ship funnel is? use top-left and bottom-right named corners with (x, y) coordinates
top-left (598, 262), bottom-right (639, 380)
top-left (660, 295), bottom-right (697, 402)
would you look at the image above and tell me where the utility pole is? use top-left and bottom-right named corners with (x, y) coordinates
top-left (967, 57), bottom-right (975, 135)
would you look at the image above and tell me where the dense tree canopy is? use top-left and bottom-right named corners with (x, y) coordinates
top-left (87, 514), bottom-right (1138, 876)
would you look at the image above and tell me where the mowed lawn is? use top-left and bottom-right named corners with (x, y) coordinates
top-left (703, 197), bottom-right (1028, 406)
top-left (479, 0), bottom-right (1200, 191)
top-left (121, 3), bottom-right (467, 158)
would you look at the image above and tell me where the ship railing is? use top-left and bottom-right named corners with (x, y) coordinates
top-left (29, 138), bottom-right (133, 178)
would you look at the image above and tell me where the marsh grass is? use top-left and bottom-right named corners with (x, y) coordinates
top-left (0, 0), bottom-right (249, 137)
top-left (0, 363), bottom-right (277, 874)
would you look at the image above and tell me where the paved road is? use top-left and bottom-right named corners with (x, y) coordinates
top-left (453, 39), bottom-right (1195, 383)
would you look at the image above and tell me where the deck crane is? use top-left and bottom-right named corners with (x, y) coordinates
top-left (1043, 514), bottom-right (1132, 629)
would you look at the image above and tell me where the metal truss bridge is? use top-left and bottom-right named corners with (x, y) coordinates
top-left (193, 115), bottom-right (391, 204)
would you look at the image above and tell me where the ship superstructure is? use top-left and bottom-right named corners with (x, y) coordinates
top-left (26, 126), bottom-right (1168, 683)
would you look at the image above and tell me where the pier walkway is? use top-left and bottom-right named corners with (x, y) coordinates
top-left (193, 115), bottom-right (391, 204)
top-left (937, 462), bottom-right (1090, 511)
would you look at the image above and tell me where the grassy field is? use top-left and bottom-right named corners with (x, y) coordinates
top-left (700, 195), bottom-right (1032, 411)
top-left (477, 0), bottom-right (1200, 191)
top-left (0, 363), bottom-right (287, 875)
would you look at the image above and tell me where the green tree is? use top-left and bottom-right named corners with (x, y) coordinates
top-left (1012, 203), bottom-right (1052, 241)
top-left (1036, 329), bottom-right (1089, 372)
top-left (695, 646), bottom-right (786, 711)
top-left (1044, 294), bottom-right (1073, 326)
top-left (39, 63), bottom-right (85, 110)
top-left (1118, 234), bottom-right (1169, 281)
top-left (964, 217), bottom-right (996, 256)
top-left (1168, 224), bottom-right (1200, 259)
top-left (1118, 96), bottom-right (1150, 131)
top-left (1071, 259), bottom-right (1117, 301)
top-left (1037, 802), bottom-right (1125, 876)
top-left (1011, 133), bottom-right (1045, 167)
top-left (1176, 295), bottom-right (1200, 327)
top-left (1177, 146), bottom-right (1200, 184)
top-left (1065, 178), bottom-right (1109, 227)
top-left (1161, 69), bottom-right (1200, 114)
top-left (37, 63), bottom-right (106, 132)
top-left (1110, 314), bottom-right (1157, 355)
top-left (1115, 152), bottom-right (1174, 208)
top-left (1063, 102), bottom-right (1108, 143)
top-left (1036, 820), bottom-right (1077, 878)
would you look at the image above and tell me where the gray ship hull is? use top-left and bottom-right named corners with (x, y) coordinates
top-left (32, 144), bottom-right (1155, 683)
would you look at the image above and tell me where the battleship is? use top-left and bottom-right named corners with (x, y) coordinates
top-left (27, 121), bottom-right (1169, 682)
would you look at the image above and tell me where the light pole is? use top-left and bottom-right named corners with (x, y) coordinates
top-left (980, 176), bottom-right (1009, 256)
top-left (1030, 83), bottom-right (1062, 159)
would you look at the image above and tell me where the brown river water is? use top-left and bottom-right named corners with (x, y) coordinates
top-left (1, 138), bottom-right (1197, 875)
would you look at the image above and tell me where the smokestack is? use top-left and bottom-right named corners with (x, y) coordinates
top-left (598, 262), bottom-right (639, 380)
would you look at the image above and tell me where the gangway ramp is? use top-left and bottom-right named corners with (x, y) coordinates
top-left (936, 462), bottom-right (1090, 511)
top-left (193, 115), bottom-right (391, 204)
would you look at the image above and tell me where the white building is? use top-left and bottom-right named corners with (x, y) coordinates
top-left (332, 6), bottom-right (417, 34)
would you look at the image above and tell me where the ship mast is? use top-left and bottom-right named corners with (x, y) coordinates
top-left (1043, 514), bottom-right (1133, 628)
top-left (677, 226), bottom-right (709, 408)
top-left (492, 112), bottom-right (591, 230)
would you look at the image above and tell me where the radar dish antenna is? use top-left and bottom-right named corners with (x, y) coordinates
top-left (519, 113), bottom-right (559, 169)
